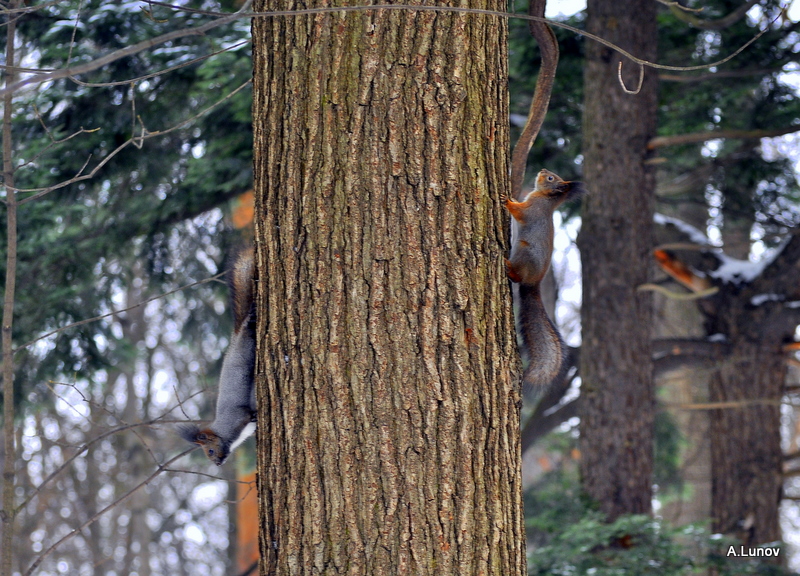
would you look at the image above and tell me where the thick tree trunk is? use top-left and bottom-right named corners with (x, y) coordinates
top-left (703, 278), bottom-right (790, 548)
top-left (709, 340), bottom-right (783, 546)
top-left (577, 0), bottom-right (658, 519)
top-left (251, 2), bottom-right (523, 575)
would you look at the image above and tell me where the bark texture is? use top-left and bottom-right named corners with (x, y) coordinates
top-left (702, 255), bottom-right (798, 546)
top-left (251, 2), bottom-right (523, 574)
top-left (708, 341), bottom-right (783, 546)
top-left (577, 0), bottom-right (658, 519)
top-left (650, 225), bottom-right (800, 548)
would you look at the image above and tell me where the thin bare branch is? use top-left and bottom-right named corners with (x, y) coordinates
top-left (24, 448), bottom-right (194, 576)
top-left (660, 66), bottom-right (789, 83)
top-left (143, 1), bottom-right (239, 17)
top-left (43, 381), bottom-right (94, 425)
top-left (15, 272), bottom-right (225, 352)
top-left (648, 124), bottom-right (800, 149)
top-left (0, 0), bottom-right (253, 98)
top-left (0, 1), bottom-right (60, 15)
top-left (0, 2), bottom-right (785, 100)
top-left (669, 0), bottom-right (760, 30)
top-left (32, 103), bottom-right (101, 145)
top-left (15, 79), bottom-right (251, 203)
top-left (15, 402), bottom-right (206, 513)
top-left (618, 61), bottom-right (645, 94)
top-left (244, 4), bottom-right (784, 74)
top-left (0, 64), bottom-right (56, 74)
top-left (66, 0), bottom-right (83, 68)
top-left (655, 0), bottom-right (704, 13)
top-left (69, 41), bottom-right (249, 88)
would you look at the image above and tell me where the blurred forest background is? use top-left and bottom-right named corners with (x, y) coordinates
top-left (0, 0), bottom-right (799, 575)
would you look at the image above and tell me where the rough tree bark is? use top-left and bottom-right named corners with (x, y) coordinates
top-left (250, 1), bottom-right (523, 574)
top-left (708, 340), bottom-right (783, 546)
top-left (577, 0), bottom-right (658, 519)
top-left (703, 237), bottom-right (800, 546)
top-left (649, 223), bottom-right (800, 548)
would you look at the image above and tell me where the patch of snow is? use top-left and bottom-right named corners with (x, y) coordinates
top-left (654, 213), bottom-right (712, 246)
top-left (751, 294), bottom-right (784, 306)
top-left (709, 253), bottom-right (770, 284)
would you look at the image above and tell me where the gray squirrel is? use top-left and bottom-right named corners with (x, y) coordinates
top-left (178, 248), bottom-right (256, 466)
top-left (502, 169), bottom-right (584, 390)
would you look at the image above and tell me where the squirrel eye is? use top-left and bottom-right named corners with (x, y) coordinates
top-left (547, 175), bottom-right (554, 182)
top-left (208, 449), bottom-right (215, 456)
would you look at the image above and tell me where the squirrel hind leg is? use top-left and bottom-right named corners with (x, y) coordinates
top-left (505, 259), bottom-right (524, 284)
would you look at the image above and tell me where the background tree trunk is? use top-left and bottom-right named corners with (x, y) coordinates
top-left (251, 2), bottom-right (524, 574)
top-left (702, 252), bottom-right (797, 549)
top-left (652, 187), bottom-right (714, 527)
top-left (709, 340), bottom-right (784, 546)
top-left (577, 0), bottom-right (658, 519)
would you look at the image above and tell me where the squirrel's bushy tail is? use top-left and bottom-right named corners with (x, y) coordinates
top-left (514, 283), bottom-right (567, 392)
top-left (229, 247), bottom-right (255, 332)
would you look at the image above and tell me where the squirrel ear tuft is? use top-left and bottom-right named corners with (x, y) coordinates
top-left (177, 423), bottom-right (203, 444)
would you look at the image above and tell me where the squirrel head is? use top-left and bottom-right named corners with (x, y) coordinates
top-left (535, 169), bottom-right (585, 200)
top-left (178, 424), bottom-right (230, 466)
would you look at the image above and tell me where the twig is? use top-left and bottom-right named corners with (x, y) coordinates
top-left (15, 80), bottom-right (251, 203)
top-left (660, 66), bottom-right (788, 83)
top-left (16, 401), bottom-right (206, 513)
top-left (0, 0), bottom-right (253, 98)
top-left (0, 1), bottom-right (785, 99)
top-left (655, 0), bottom-right (704, 13)
top-left (15, 272), bottom-right (226, 353)
top-left (14, 105), bottom-right (100, 171)
top-left (69, 41), bottom-right (249, 88)
top-left (164, 468), bottom-right (255, 486)
top-left (66, 0), bottom-right (83, 69)
top-left (0, 1), bottom-right (60, 15)
top-left (24, 448), bottom-right (194, 576)
top-left (668, 0), bottom-right (761, 30)
top-left (618, 61), bottom-right (645, 94)
top-left (648, 124), bottom-right (800, 149)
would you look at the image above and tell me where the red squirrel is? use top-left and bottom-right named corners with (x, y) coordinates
top-left (502, 169), bottom-right (584, 391)
top-left (178, 248), bottom-right (256, 466)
